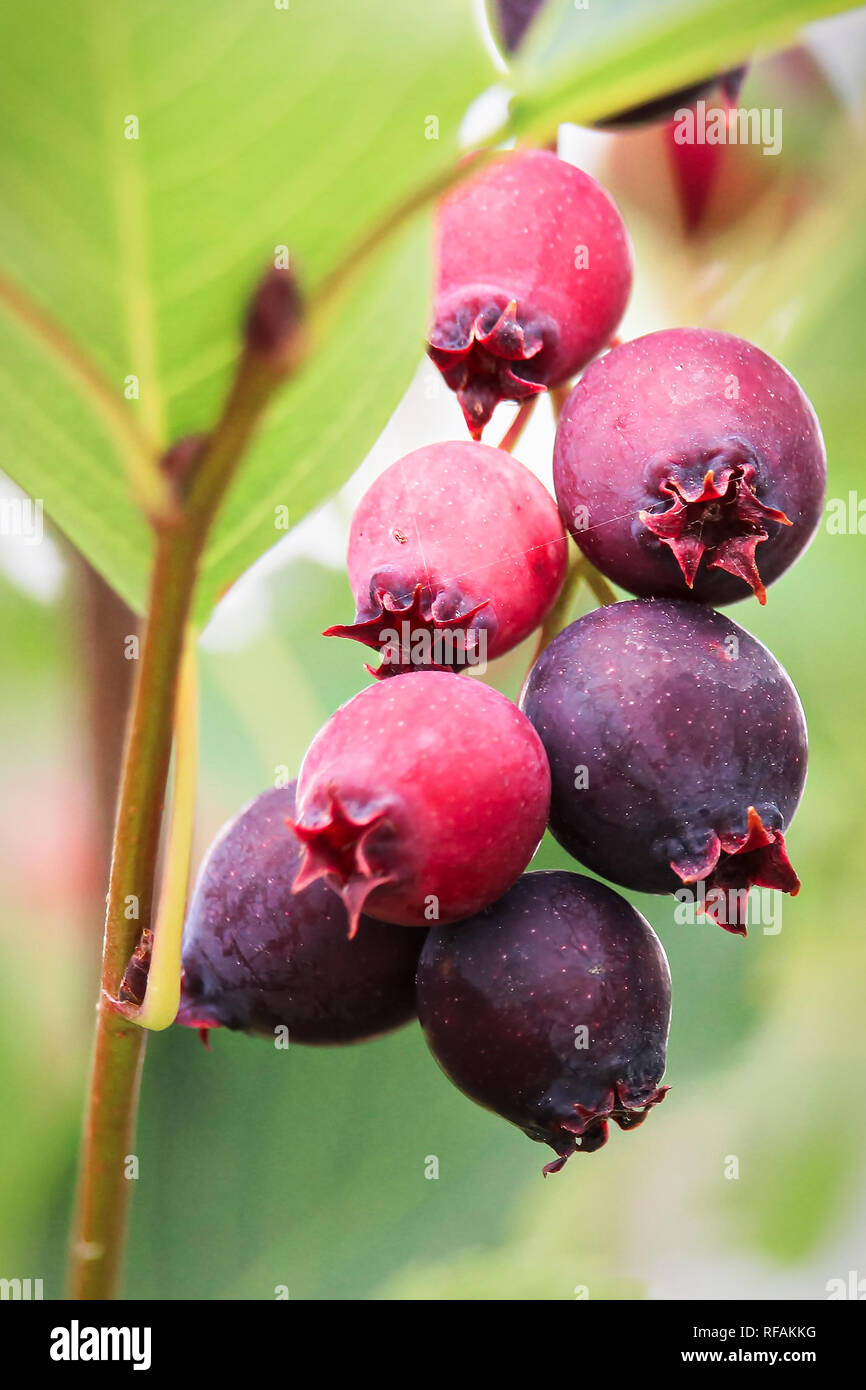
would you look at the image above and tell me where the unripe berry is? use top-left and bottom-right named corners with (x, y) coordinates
top-left (521, 599), bottom-right (807, 930)
top-left (177, 786), bottom-right (423, 1044)
top-left (325, 441), bottom-right (567, 676)
top-left (553, 328), bottom-right (826, 605)
top-left (418, 871), bottom-right (671, 1173)
top-left (428, 149), bottom-right (632, 437)
top-left (291, 672), bottom-right (550, 933)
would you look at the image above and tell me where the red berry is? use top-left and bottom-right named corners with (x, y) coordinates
top-left (324, 441), bottom-right (567, 677)
top-left (290, 672), bottom-right (550, 934)
top-left (177, 786), bottom-right (423, 1044)
top-left (553, 328), bottom-right (826, 605)
top-left (417, 871), bottom-right (671, 1173)
top-left (428, 149), bottom-right (632, 437)
top-left (521, 599), bottom-right (807, 931)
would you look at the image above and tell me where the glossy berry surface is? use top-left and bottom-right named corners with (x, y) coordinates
top-left (428, 149), bottom-right (632, 437)
top-left (554, 328), bottom-right (826, 605)
top-left (324, 441), bottom-right (567, 677)
top-left (520, 600), bottom-right (807, 929)
top-left (177, 786), bottom-right (423, 1044)
top-left (291, 671), bottom-right (550, 933)
top-left (417, 871), bottom-right (671, 1173)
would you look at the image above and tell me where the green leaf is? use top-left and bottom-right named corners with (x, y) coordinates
top-left (194, 216), bottom-right (430, 621)
top-left (507, 0), bottom-right (862, 136)
top-left (2, 0), bottom-right (859, 618)
top-left (0, 0), bottom-right (494, 613)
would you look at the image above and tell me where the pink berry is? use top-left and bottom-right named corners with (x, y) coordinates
top-left (427, 149), bottom-right (633, 437)
top-left (324, 441), bottom-right (567, 677)
top-left (553, 328), bottom-right (826, 605)
top-left (290, 672), bottom-right (550, 934)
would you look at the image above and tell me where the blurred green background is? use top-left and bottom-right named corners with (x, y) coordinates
top-left (1, 1), bottom-right (865, 1299)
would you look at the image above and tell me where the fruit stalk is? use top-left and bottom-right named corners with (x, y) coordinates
top-left (67, 273), bottom-right (301, 1300)
top-left (68, 530), bottom-right (194, 1300)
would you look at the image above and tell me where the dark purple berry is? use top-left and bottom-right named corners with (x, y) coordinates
top-left (520, 600), bottom-right (807, 930)
top-left (177, 785), bottom-right (423, 1044)
top-left (553, 329), bottom-right (826, 605)
top-left (417, 871), bottom-right (671, 1173)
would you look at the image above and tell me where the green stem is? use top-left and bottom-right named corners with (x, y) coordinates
top-left (529, 545), bottom-right (586, 669)
top-left (68, 346), bottom-right (288, 1301)
top-left (68, 530), bottom-right (194, 1300)
top-left (582, 563), bottom-right (618, 607)
top-left (526, 544), bottom-right (620, 679)
top-left (497, 397), bottom-right (537, 454)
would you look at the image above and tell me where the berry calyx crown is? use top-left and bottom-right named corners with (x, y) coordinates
top-left (639, 441), bottom-right (792, 602)
top-left (428, 292), bottom-right (552, 437)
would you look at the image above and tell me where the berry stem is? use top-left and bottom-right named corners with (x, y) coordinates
top-left (497, 397), bottom-right (537, 453)
top-left (527, 545), bottom-right (619, 677)
top-left (67, 276), bottom-right (301, 1300)
top-left (529, 544), bottom-right (585, 666)
top-left (114, 629), bottom-right (200, 1031)
top-left (67, 529), bottom-right (192, 1300)
top-left (550, 383), bottom-right (571, 421)
top-left (582, 562), bottom-right (618, 607)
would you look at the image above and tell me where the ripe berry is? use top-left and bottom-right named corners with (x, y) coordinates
top-left (324, 441), bottom-right (567, 677)
top-left (520, 599), bottom-right (806, 930)
top-left (417, 871), bottom-right (671, 1173)
top-left (291, 671), bottom-right (550, 934)
top-left (553, 328), bottom-right (826, 605)
top-left (177, 786), bottom-right (423, 1044)
top-left (428, 149), bottom-right (632, 437)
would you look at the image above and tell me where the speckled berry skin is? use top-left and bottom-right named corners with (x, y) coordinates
top-left (177, 786), bottom-right (423, 1044)
top-left (417, 871), bottom-right (671, 1173)
top-left (520, 600), bottom-right (807, 929)
top-left (428, 149), bottom-right (632, 437)
top-left (553, 329), bottom-right (826, 605)
top-left (324, 441), bottom-right (567, 676)
top-left (291, 672), bottom-right (550, 933)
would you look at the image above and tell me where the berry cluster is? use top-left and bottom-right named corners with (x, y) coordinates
top-left (179, 146), bottom-right (824, 1173)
